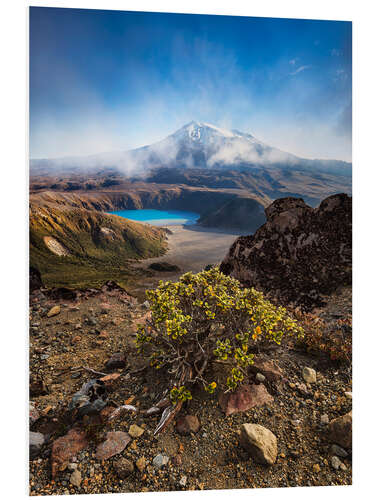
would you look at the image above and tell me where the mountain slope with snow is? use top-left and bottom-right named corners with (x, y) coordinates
top-left (30, 121), bottom-right (352, 179)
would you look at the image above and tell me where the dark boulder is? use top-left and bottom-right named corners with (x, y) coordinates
top-left (220, 193), bottom-right (351, 309)
top-left (105, 353), bottom-right (127, 370)
top-left (30, 266), bottom-right (43, 292)
top-left (148, 262), bottom-right (180, 272)
top-left (48, 287), bottom-right (77, 301)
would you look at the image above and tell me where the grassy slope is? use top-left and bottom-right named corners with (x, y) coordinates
top-left (30, 204), bottom-right (167, 289)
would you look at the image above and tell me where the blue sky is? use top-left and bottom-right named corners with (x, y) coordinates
top-left (30, 7), bottom-right (352, 161)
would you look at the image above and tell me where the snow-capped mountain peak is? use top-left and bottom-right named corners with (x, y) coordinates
top-left (175, 121), bottom-right (238, 144)
top-left (30, 120), bottom-right (352, 180)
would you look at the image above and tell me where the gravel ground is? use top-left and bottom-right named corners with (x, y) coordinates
top-left (29, 285), bottom-right (352, 496)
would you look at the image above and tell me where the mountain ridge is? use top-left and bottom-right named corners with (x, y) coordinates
top-left (30, 121), bottom-right (352, 179)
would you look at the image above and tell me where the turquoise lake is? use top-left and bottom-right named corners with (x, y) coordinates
top-left (108, 209), bottom-right (200, 226)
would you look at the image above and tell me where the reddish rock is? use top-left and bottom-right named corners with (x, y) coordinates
top-left (176, 415), bottom-right (201, 435)
top-left (135, 312), bottom-right (151, 327)
top-left (95, 431), bottom-right (131, 460)
top-left (51, 428), bottom-right (88, 478)
top-left (219, 384), bottom-right (274, 416)
top-left (295, 382), bottom-right (311, 397)
top-left (100, 373), bottom-right (121, 386)
top-left (328, 411), bottom-right (352, 449)
top-left (105, 353), bottom-right (127, 370)
top-left (249, 358), bottom-right (283, 382)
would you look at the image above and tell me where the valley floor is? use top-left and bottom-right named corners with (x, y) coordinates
top-left (129, 224), bottom-right (242, 294)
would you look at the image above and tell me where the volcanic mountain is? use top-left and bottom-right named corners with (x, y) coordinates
top-left (30, 121), bottom-right (352, 178)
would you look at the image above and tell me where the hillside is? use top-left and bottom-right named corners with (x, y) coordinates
top-left (30, 186), bottom-right (268, 232)
top-left (30, 202), bottom-right (167, 289)
top-left (198, 197), bottom-right (266, 231)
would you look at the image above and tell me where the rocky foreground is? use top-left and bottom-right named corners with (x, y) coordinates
top-left (29, 282), bottom-right (352, 495)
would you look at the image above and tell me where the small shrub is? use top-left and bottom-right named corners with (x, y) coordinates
top-left (136, 268), bottom-right (303, 401)
top-left (298, 314), bottom-right (351, 363)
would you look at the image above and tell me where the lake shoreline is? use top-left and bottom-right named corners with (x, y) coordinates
top-left (107, 208), bottom-right (200, 226)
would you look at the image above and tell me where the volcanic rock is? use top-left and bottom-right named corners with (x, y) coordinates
top-left (70, 469), bottom-right (82, 487)
top-left (249, 358), bottom-right (283, 382)
top-left (30, 431), bottom-right (45, 459)
top-left (240, 423), bottom-right (278, 465)
top-left (331, 444), bottom-right (348, 458)
top-left (328, 411), bottom-right (352, 449)
top-left (136, 456), bottom-right (146, 472)
top-left (47, 305), bottom-right (61, 318)
top-left (219, 384), bottom-right (273, 416)
top-left (29, 403), bottom-right (40, 426)
top-left (220, 193), bottom-right (352, 308)
top-left (153, 453), bottom-right (169, 469)
top-left (51, 428), bottom-right (88, 478)
top-left (175, 415), bottom-right (201, 435)
top-left (128, 424), bottom-right (145, 438)
top-left (95, 431), bottom-right (131, 460)
top-left (302, 367), bottom-right (317, 384)
top-left (105, 352), bottom-right (127, 370)
top-left (30, 266), bottom-right (43, 292)
top-left (113, 458), bottom-right (134, 478)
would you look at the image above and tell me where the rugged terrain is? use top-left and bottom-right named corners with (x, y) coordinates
top-left (221, 194), bottom-right (352, 309)
top-left (29, 186), bottom-right (353, 496)
top-left (29, 183), bottom-right (267, 288)
top-left (30, 121), bottom-right (351, 219)
top-left (29, 282), bottom-right (352, 496)
top-left (29, 121), bottom-right (352, 292)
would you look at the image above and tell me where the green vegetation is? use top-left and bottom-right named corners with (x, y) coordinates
top-left (29, 205), bottom-right (167, 288)
top-left (136, 268), bottom-right (304, 401)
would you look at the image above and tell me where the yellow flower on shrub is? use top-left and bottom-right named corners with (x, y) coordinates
top-left (136, 267), bottom-right (304, 398)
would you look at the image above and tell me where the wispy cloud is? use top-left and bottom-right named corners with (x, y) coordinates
top-left (289, 58), bottom-right (297, 65)
top-left (331, 48), bottom-right (341, 56)
top-left (290, 65), bottom-right (312, 76)
top-left (333, 68), bottom-right (348, 82)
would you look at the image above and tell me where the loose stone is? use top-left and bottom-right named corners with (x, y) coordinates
top-left (302, 367), bottom-right (317, 384)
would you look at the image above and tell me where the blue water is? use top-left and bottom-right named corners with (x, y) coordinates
top-left (108, 209), bottom-right (200, 226)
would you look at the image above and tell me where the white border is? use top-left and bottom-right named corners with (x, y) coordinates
top-left (1, 1), bottom-right (374, 499)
